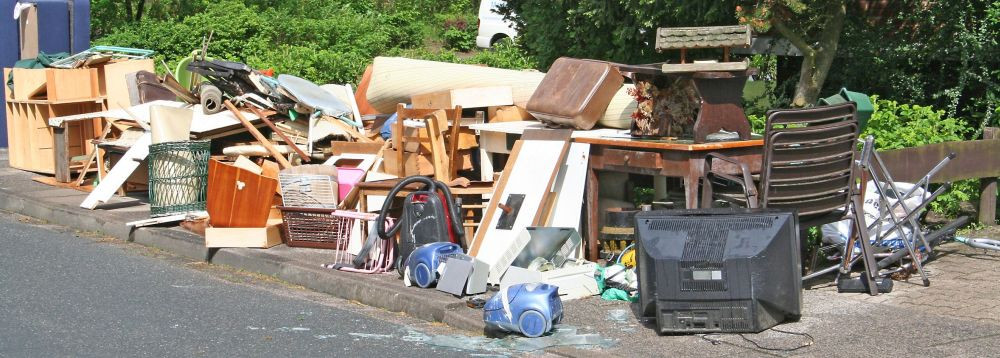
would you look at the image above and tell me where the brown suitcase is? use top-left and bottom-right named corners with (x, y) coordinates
top-left (126, 70), bottom-right (176, 105)
top-left (526, 57), bottom-right (624, 130)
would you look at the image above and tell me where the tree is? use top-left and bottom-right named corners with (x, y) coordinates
top-left (739, 0), bottom-right (847, 107)
top-left (498, 0), bottom-right (737, 69)
top-left (123, 0), bottom-right (147, 22)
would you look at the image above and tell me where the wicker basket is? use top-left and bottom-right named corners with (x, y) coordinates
top-left (147, 140), bottom-right (210, 217)
top-left (278, 206), bottom-right (356, 249)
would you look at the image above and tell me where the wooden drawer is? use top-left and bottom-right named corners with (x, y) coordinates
top-left (598, 147), bottom-right (662, 169)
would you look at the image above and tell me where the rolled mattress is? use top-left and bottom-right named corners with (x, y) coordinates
top-left (365, 57), bottom-right (635, 129)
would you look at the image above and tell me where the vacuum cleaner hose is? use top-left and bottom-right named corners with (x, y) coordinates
top-left (376, 176), bottom-right (436, 240)
top-left (432, 179), bottom-right (466, 243)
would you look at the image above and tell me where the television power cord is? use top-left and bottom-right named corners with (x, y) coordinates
top-left (697, 327), bottom-right (814, 352)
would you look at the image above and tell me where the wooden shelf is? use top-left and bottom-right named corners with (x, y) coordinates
top-left (6, 97), bottom-right (105, 105)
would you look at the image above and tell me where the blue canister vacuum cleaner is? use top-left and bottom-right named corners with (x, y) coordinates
top-left (404, 242), bottom-right (463, 288)
top-left (483, 283), bottom-right (564, 338)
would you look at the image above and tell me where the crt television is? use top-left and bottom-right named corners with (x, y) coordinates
top-left (634, 208), bottom-right (801, 334)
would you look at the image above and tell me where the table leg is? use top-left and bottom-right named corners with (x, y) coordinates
top-left (586, 164), bottom-right (600, 261)
top-left (53, 126), bottom-right (70, 183)
top-left (684, 156), bottom-right (706, 209)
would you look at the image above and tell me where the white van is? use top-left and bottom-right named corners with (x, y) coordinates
top-left (476, 0), bottom-right (518, 48)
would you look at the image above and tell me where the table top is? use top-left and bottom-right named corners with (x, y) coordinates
top-left (357, 178), bottom-right (495, 195)
top-left (468, 120), bottom-right (763, 151)
top-left (575, 136), bottom-right (763, 151)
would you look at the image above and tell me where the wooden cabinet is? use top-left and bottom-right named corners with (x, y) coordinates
top-left (5, 67), bottom-right (105, 181)
top-left (4, 98), bottom-right (104, 180)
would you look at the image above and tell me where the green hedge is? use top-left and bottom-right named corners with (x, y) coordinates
top-left (95, 0), bottom-right (424, 84)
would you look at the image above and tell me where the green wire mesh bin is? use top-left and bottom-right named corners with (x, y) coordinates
top-left (147, 140), bottom-right (210, 217)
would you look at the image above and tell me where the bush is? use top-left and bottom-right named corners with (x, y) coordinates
top-left (94, 0), bottom-right (424, 85)
top-left (463, 40), bottom-right (538, 70)
top-left (441, 15), bottom-right (477, 52)
top-left (863, 96), bottom-right (970, 150)
top-left (861, 97), bottom-right (975, 218)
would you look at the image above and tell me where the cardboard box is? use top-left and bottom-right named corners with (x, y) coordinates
top-left (205, 219), bottom-right (284, 248)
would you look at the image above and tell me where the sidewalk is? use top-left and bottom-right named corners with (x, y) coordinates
top-left (1, 162), bottom-right (999, 356)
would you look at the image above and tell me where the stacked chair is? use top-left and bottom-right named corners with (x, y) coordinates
top-left (701, 102), bottom-right (966, 295)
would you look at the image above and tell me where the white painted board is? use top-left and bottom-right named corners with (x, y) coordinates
top-left (80, 132), bottom-right (151, 209)
top-left (472, 139), bottom-right (569, 283)
top-left (545, 143), bottom-right (590, 259)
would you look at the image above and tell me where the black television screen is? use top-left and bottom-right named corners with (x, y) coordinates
top-left (634, 208), bottom-right (801, 333)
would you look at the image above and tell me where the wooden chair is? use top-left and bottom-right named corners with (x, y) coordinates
top-left (701, 103), bottom-right (860, 230)
top-left (392, 104), bottom-right (463, 182)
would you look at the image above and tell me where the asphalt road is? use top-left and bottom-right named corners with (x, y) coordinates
top-left (0, 213), bottom-right (502, 357)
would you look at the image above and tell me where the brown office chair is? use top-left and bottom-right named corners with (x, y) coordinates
top-left (701, 102), bottom-right (860, 230)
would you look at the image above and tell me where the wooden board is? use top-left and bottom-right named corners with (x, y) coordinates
top-left (17, 5), bottom-right (38, 59)
top-left (32, 176), bottom-right (95, 193)
top-left (45, 68), bottom-right (100, 101)
top-left (205, 219), bottom-right (284, 248)
top-left (411, 86), bottom-right (514, 109)
top-left (80, 132), bottom-right (151, 209)
top-left (11, 68), bottom-right (47, 100)
top-left (488, 105), bottom-right (534, 122)
top-left (468, 129), bottom-right (572, 282)
top-left (99, 59), bottom-right (155, 109)
top-left (206, 159), bottom-right (278, 228)
top-left (877, 138), bottom-right (1000, 183)
top-left (661, 60), bottom-right (749, 73)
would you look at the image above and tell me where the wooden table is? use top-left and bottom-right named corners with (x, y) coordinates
top-left (576, 136), bottom-right (763, 260)
top-left (356, 178), bottom-right (496, 246)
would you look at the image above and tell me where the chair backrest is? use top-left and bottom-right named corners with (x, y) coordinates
top-left (392, 104), bottom-right (462, 180)
top-left (759, 103), bottom-right (860, 217)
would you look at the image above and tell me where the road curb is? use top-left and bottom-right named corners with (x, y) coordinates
top-left (0, 187), bottom-right (487, 333)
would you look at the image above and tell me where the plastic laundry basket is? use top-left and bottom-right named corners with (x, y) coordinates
top-left (147, 140), bottom-right (210, 217)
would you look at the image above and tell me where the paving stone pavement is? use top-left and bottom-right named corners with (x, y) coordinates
top-left (811, 240), bottom-right (1000, 324)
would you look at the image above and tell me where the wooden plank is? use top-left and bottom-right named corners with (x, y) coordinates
top-left (32, 176), bottom-right (96, 192)
top-left (329, 141), bottom-right (382, 156)
top-left (100, 59), bottom-right (155, 109)
top-left (206, 159), bottom-right (278, 228)
top-left (981, 128), bottom-right (998, 226)
top-left (574, 136), bottom-right (764, 151)
top-left (488, 105), bottom-right (534, 122)
top-left (53, 125), bottom-right (70, 182)
top-left (411, 86), bottom-right (514, 109)
top-left (247, 106), bottom-right (310, 161)
top-left (45, 68), bottom-right (100, 101)
top-left (425, 110), bottom-right (452, 182)
top-left (80, 132), bottom-right (151, 209)
top-left (877, 139), bottom-right (1000, 183)
top-left (661, 60), bottom-right (748, 73)
top-left (11, 68), bottom-right (47, 100)
top-left (223, 100), bottom-right (293, 169)
top-left (205, 219), bottom-right (283, 248)
top-left (469, 129), bottom-right (572, 282)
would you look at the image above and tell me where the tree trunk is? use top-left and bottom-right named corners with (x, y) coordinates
top-left (124, 0), bottom-right (134, 22)
top-left (134, 0), bottom-right (146, 23)
top-left (776, 1), bottom-right (848, 107)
